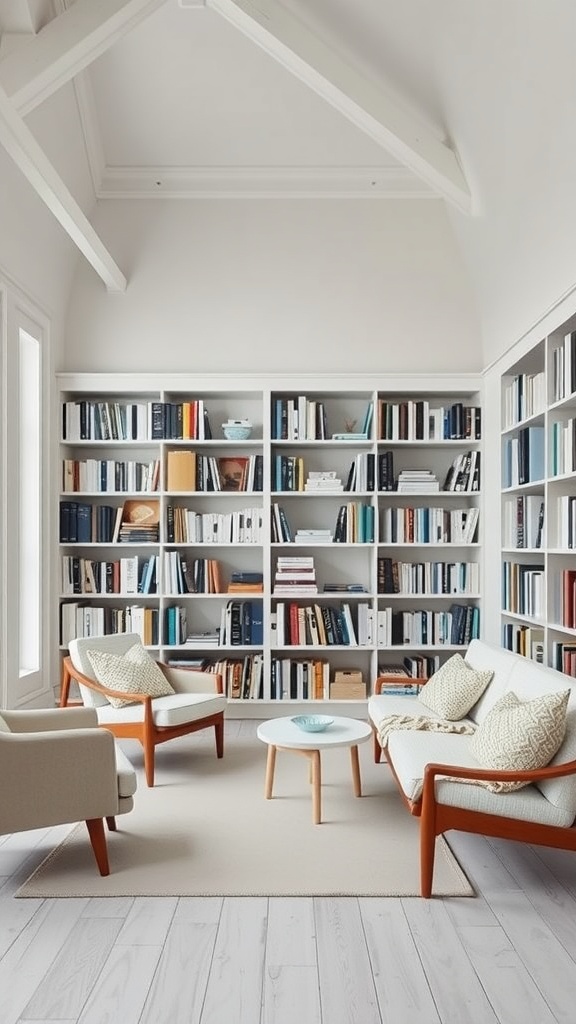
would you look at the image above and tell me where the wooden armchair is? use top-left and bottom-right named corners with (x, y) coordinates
top-left (62, 633), bottom-right (227, 787)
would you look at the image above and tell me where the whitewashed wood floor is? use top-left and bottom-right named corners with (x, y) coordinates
top-left (2, 720), bottom-right (576, 1024)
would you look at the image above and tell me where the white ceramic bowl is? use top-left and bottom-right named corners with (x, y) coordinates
top-left (291, 715), bottom-right (334, 733)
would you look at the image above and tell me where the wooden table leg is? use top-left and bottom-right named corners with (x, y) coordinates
top-left (310, 750), bottom-right (321, 824)
top-left (264, 744), bottom-right (276, 799)
top-left (350, 744), bottom-right (362, 797)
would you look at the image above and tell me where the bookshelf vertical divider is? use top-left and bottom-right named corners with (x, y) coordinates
top-left (57, 372), bottom-right (483, 716)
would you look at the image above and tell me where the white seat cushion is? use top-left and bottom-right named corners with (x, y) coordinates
top-left (96, 692), bottom-right (226, 727)
top-left (114, 744), bottom-right (138, 799)
top-left (386, 730), bottom-right (573, 827)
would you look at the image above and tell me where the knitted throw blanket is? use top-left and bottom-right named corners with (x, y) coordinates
top-left (377, 714), bottom-right (476, 750)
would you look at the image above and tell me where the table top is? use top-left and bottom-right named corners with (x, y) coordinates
top-left (256, 715), bottom-right (372, 750)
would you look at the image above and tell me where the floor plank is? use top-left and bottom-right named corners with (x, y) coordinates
top-left (360, 898), bottom-right (442, 1024)
top-left (200, 897), bottom-right (268, 1024)
top-left (315, 897), bottom-right (382, 1024)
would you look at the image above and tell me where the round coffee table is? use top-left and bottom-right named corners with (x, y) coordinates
top-left (256, 715), bottom-right (372, 824)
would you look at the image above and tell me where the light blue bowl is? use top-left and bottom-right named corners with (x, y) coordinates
top-left (222, 423), bottom-right (252, 440)
top-left (291, 715), bottom-right (334, 733)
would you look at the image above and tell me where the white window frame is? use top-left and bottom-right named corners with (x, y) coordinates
top-left (1, 280), bottom-right (52, 708)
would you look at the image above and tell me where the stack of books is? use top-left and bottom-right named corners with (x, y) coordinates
top-left (227, 571), bottom-right (264, 593)
top-left (294, 528), bottom-right (333, 544)
top-left (273, 556), bottom-right (318, 594)
top-left (396, 470), bottom-right (439, 493)
top-left (304, 470), bottom-right (343, 492)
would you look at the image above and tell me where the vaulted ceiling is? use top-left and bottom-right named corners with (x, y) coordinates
top-left (0, 0), bottom-right (474, 291)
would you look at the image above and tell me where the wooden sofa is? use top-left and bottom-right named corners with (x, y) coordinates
top-left (368, 639), bottom-right (576, 897)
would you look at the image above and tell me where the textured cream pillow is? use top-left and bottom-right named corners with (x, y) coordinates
top-left (87, 642), bottom-right (175, 708)
top-left (419, 654), bottom-right (493, 720)
top-left (470, 689), bottom-right (570, 792)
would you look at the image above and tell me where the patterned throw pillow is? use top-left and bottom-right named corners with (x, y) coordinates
top-left (418, 654), bottom-right (493, 721)
top-left (87, 642), bottom-right (175, 709)
top-left (470, 689), bottom-right (570, 792)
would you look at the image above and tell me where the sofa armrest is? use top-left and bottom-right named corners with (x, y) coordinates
top-left (374, 675), bottom-right (427, 694)
top-left (2, 707), bottom-right (98, 733)
top-left (421, 756), bottom-right (576, 803)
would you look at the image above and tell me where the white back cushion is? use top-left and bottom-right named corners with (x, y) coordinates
top-left (70, 633), bottom-right (144, 708)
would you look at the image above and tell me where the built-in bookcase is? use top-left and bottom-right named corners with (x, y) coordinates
top-left (57, 373), bottom-right (483, 713)
top-left (500, 320), bottom-right (576, 674)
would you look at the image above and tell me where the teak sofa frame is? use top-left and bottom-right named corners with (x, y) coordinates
top-left (61, 657), bottom-right (224, 787)
top-left (372, 677), bottom-right (576, 898)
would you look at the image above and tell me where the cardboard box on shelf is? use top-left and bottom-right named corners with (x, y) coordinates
top-left (330, 670), bottom-right (366, 700)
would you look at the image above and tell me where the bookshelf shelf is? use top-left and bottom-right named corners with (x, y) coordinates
top-left (57, 373), bottom-right (483, 711)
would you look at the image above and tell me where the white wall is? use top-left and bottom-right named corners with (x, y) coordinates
top-left (435, 1), bottom-right (576, 367)
top-left (63, 197), bottom-right (481, 373)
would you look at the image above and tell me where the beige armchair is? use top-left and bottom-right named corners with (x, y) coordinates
top-left (0, 706), bottom-right (136, 875)
top-left (62, 633), bottom-right (227, 787)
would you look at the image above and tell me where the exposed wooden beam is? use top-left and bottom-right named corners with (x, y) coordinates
top-left (0, 82), bottom-right (126, 291)
top-left (207, 0), bottom-right (471, 213)
top-left (0, 0), bottom-right (168, 116)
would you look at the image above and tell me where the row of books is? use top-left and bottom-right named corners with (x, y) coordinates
top-left (166, 451), bottom-right (263, 492)
top-left (166, 505), bottom-right (264, 544)
top-left (377, 400), bottom-right (481, 442)
top-left (502, 623), bottom-right (544, 662)
top-left (503, 370), bottom-right (546, 428)
top-left (557, 495), bottom-right (576, 549)
top-left (273, 601), bottom-right (364, 647)
top-left (377, 558), bottom-right (480, 595)
top-left (272, 396), bottom-right (329, 440)
top-left (502, 562), bottom-right (545, 618)
top-left (550, 418), bottom-right (576, 477)
top-left (334, 502), bottom-right (374, 543)
top-left (551, 334), bottom-right (576, 405)
top-left (561, 569), bottom-right (576, 629)
top-left (60, 499), bottom-right (160, 544)
top-left (503, 426), bottom-right (544, 487)
top-left (380, 505), bottom-right (479, 545)
top-left (443, 450), bottom-right (480, 492)
top-left (149, 400), bottom-right (213, 440)
top-left (60, 604), bottom-right (159, 646)
top-left (62, 400), bottom-right (150, 442)
top-left (163, 554), bottom-right (223, 595)
top-left (62, 458), bottom-right (160, 494)
top-left (206, 654), bottom-right (264, 699)
top-left (502, 495), bottom-right (544, 549)
top-left (61, 555), bottom-right (157, 596)
top-left (377, 603), bottom-right (480, 647)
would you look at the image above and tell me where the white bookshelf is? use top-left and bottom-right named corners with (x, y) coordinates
top-left (499, 320), bottom-right (576, 675)
top-left (56, 372), bottom-right (483, 713)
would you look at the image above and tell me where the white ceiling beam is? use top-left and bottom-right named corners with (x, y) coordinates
top-left (207, 0), bottom-right (471, 213)
top-left (0, 0), bottom-right (168, 116)
top-left (0, 82), bottom-right (126, 291)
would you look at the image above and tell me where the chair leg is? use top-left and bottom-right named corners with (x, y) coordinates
top-left (373, 730), bottom-right (382, 763)
top-left (143, 738), bottom-right (155, 787)
top-left (215, 717), bottom-right (224, 759)
top-left (86, 818), bottom-right (110, 876)
top-left (106, 816), bottom-right (117, 831)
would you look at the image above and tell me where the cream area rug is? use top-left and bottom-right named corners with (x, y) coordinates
top-left (16, 727), bottom-right (473, 898)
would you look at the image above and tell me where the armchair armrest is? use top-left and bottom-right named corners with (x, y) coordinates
top-left (65, 656), bottom-right (154, 709)
top-left (0, 727), bottom-right (120, 833)
top-left (160, 664), bottom-right (224, 695)
top-left (2, 707), bottom-right (98, 732)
